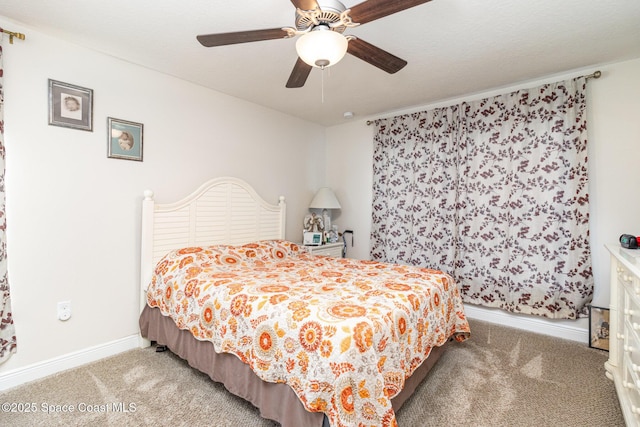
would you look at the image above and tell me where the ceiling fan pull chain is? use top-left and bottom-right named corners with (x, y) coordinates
top-left (321, 66), bottom-right (325, 103)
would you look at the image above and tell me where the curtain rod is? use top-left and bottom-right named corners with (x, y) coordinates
top-left (366, 70), bottom-right (602, 126)
top-left (585, 70), bottom-right (601, 80)
top-left (0, 27), bottom-right (26, 44)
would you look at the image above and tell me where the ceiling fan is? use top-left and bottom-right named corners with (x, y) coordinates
top-left (196, 0), bottom-right (432, 88)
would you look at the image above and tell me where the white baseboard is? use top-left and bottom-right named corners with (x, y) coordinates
top-left (0, 334), bottom-right (139, 392)
top-left (463, 303), bottom-right (589, 343)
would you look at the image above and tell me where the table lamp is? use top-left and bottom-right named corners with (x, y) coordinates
top-left (309, 187), bottom-right (341, 237)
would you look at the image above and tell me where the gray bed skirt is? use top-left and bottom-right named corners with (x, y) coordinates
top-left (139, 305), bottom-right (447, 427)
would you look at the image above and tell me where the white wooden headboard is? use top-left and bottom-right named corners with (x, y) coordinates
top-left (139, 177), bottom-right (286, 319)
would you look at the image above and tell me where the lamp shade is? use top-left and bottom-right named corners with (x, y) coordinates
top-left (296, 27), bottom-right (348, 68)
top-left (309, 187), bottom-right (341, 210)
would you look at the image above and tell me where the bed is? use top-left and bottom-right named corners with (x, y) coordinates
top-left (138, 177), bottom-right (470, 427)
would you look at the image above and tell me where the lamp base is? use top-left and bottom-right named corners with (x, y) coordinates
top-left (322, 209), bottom-right (331, 234)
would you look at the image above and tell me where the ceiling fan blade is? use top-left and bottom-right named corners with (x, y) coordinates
top-left (290, 0), bottom-right (319, 10)
top-left (197, 28), bottom-right (290, 47)
top-left (347, 38), bottom-right (407, 74)
top-left (348, 0), bottom-right (432, 25)
top-left (286, 58), bottom-right (313, 88)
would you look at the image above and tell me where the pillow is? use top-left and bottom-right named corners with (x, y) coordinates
top-left (161, 240), bottom-right (309, 272)
top-left (248, 240), bottom-right (309, 260)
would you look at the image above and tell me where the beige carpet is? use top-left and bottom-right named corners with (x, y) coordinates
top-left (0, 319), bottom-right (624, 426)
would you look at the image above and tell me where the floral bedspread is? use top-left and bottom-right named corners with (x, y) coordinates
top-left (146, 240), bottom-right (470, 427)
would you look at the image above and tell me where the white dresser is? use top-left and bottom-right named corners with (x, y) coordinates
top-left (606, 243), bottom-right (640, 425)
top-left (304, 241), bottom-right (344, 258)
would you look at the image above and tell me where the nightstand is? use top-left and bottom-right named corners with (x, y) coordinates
top-left (305, 242), bottom-right (344, 258)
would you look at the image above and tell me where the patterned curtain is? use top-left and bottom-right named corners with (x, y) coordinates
top-left (371, 78), bottom-right (593, 319)
top-left (0, 43), bottom-right (17, 363)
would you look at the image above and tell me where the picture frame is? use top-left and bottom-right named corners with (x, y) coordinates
top-left (107, 117), bottom-right (143, 162)
top-left (589, 305), bottom-right (610, 351)
top-left (48, 79), bottom-right (93, 131)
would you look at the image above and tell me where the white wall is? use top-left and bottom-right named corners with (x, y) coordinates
top-left (326, 58), bottom-right (640, 337)
top-left (0, 17), bottom-right (325, 375)
top-left (588, 58), bottom-right (640, 304)
top-left (322, 121), bottom-right (374, 260)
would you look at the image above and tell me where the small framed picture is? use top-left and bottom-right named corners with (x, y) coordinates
top-left (107, 117), bottom-right (143, 162)
top-left (48, 79), bottom-right (93, 131)
top-left (589, 305), bottom-right (610, 351)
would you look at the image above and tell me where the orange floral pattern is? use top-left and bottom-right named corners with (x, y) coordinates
top-left (146, 240), bottom-right (470, 427)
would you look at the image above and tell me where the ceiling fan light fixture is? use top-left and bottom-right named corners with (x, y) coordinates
top-left (296, 26), bottom-right (348, 69)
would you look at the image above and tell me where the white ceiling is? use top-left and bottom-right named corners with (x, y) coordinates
top-left (2, 0), bottom-right (640, 126)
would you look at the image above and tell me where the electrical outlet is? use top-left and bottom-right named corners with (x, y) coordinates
top-left (57, 301), bottom-right (71, 321)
